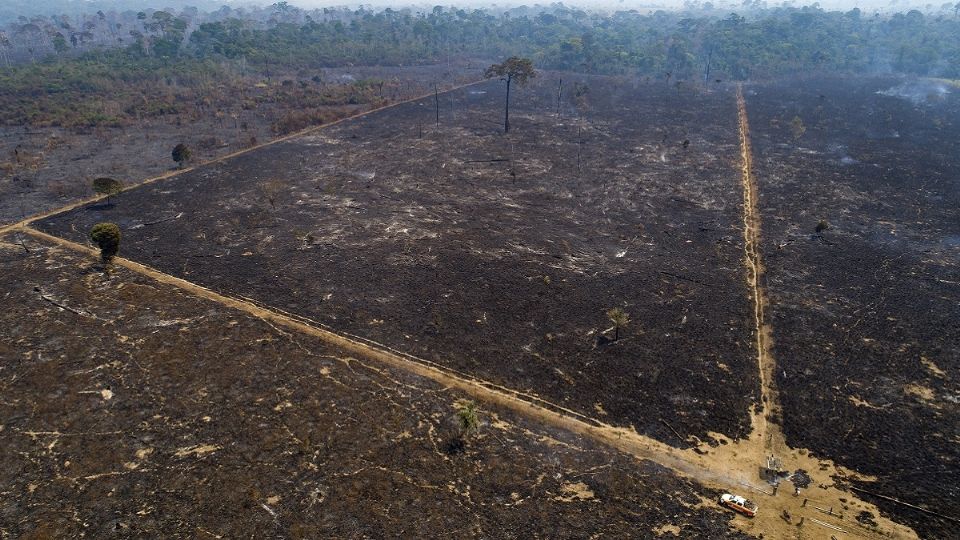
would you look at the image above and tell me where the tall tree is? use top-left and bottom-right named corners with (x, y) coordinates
top-left (89, 222), bottom-right (121, 263)
top-left (92, 177), bottom-right (123, 205)
top-left (484, 57), bottom-right (536, 133)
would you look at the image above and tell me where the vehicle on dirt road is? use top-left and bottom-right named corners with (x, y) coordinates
top-left (719, 493), bottom-right (758, 517)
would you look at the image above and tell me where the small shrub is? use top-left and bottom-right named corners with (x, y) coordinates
top-left (172, 143), bottom-right (192, 168)
top-left (196, 136), bottom-right (221, 150)
top-left (790, 116), bottom-right (806, 140)
top-left (260, 179), bottom-right (286, 210)
top-left (446, 400), bottom-right (480, 455)
top-left (856, 511), bottom-right (878, 527)
top-left (456, 400), bottom-right (479, 435)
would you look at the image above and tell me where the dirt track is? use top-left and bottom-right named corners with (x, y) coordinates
top-left (737, 85), bottom-right (776, 455)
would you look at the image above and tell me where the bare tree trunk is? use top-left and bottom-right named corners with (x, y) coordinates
top-left (504, 75), bottom-right (512, 133)
top-left (434, 84), bottom-right (439, 127)
top-left (15, 204), bottom-right (30, 253)
top-left (577, 124), bottom-right (582, 174)
top-left (556, 78), bottom-right (563, 117)
top-left (703, 47), bottom-right (713, 86)
top-left (15, 231), bottom-right (29, 253)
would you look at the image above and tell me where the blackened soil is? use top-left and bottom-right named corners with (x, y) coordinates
top-left (36, 74), bottom-right (758, 447)
top-left (0, 235), bottom-right (750, 538)
top-left (746, 76), bottom-right (960, 539)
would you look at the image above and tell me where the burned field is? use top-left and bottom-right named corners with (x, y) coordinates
top-left (746, 77), bottom-right (960, 537)
top-left (0, 235), bottom-right (748, 538)
top-left (36, 75), bottom-right (758, 447)
top-left (0, 64), bottom-right (477, 225)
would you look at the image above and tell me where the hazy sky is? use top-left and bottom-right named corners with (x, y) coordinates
top-left (281, 0), bottom-right (944, 13)
top-left (2, 0), bottom-right (946, 20)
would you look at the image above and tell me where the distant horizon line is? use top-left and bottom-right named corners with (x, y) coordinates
top-left (1, 0), bottom-right (951, 16)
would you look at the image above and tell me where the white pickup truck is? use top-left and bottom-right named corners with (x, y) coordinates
top-left (719, 493), bottom-right (759, 517)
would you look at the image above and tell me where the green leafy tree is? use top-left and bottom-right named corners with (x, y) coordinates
top-left (485, 57), bottom-right (536, 133)
top-left (606, 307), bottom-right (629, 341)
top-left (52, 34), bottom-right (69, 55)
top-left (89, 222), bottom-right (121, 263)
top-left (147, 11), bottom-right (188, 57)
top-left (172, 143), bottom-right (192, 168)
top-left (92, 177), bottom-right (124, 205)
top-left (446, 400), bottom-right (480, 454)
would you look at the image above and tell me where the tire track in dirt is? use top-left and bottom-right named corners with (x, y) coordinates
top-left (736, 84), bottom-right (779, 457)
top-left (0, 78), bottom-right (485, 235)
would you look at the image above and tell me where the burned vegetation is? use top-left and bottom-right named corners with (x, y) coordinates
top-left (748, 76), bottom-right (960, 538)
top-left (0, 235), bottom-right (749, 538)
top-left (36, 74), bottom-right (759, 449)
top-left (2, 11), bottom-right (957, 531)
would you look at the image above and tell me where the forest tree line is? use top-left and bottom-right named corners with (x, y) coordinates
top-left (1, 3), bottom-right (957, 78)
top-left (0, 3), bottom-right (958, 128)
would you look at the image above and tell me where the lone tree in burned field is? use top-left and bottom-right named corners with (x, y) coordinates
top-left (92, 177), bottom-right (124, 206)
top-left (447, 400), bottom-right (480, 455)
top-left (89, 222), bottom-right (121, 263)
top-left (574, 83), bottom-right (590, 119)
top-left (485, 57), bottom-right (536, 133)
top-left (790, 116), bottom-right (806, 140)
top-left (457, 400), bottom-right (480, 435)
top-left (260, 179), bottom-right (286, 211)
top-left (815, 219), bottom-right (830, 238)
top-left (172, 143), bottom-right (192, 169)
top-left (606, 307), bottom-right (630, 341)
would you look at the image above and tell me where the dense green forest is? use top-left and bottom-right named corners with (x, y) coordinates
top-left (186, 5), bottom-right (960, 79)
top-left (3, 4), bottom-right (959, 78)
top-left (0, 3), bottom-right (957, 127)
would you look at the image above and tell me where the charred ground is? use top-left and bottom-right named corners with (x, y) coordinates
top-left (0, 235), bottom-right (749, 538)
top-left (747, 76), bottom-right (960, 538)
top-left (35, 74), bottom-right (759, 448)
top-left (18, 71), bottom-right (960, 539)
